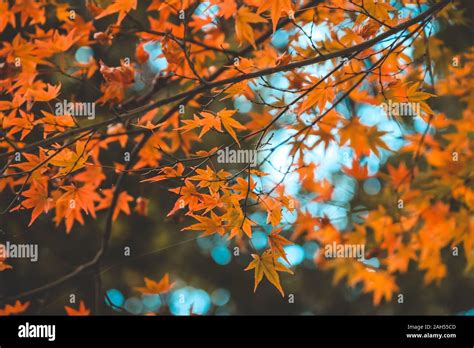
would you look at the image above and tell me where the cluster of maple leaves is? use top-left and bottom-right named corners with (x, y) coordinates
top-left (0, 0), bottom-right (472, 315)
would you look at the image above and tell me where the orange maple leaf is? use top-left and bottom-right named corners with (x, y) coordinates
top-left (48, 141), bottom-right (90, 177)
top-left (95, 0), bottom-right (137, 25)
top-left (257, 0), bottom-right (293, 32)
top-left (219, 109), bottom-right (246, 146)
top-left (268, 227), bottom-right (293, 264)
top-left (64, 301), bottom-right (90, 316)
top-left (342, 158), bottom-right (372, 180)
top-left (339, 117), bottom-right (391, 158)
top-left (96, 188), bottom-right (134, 221)
top-left (54, 184), bottom-right (100, 233)
top-left (183, 212), bottom-right (226, 236)
top-left (235, 6), bottom-right (266, 48)
top-left (167, 179), bottom-right (201, 216)
top-left (135, 41), bottom-right (150, 64)
top-left (298, 79), bottom-right (334, 114)
top-left (3, 110), bottom-right (35, 140)
top-left (222, 205), bottom-right (255, 239)
top-left (0, 300), bottom-right (30, 316)
top-left (189, 166), bottom-right (230, 194)
top-left (11, 181), bottom-right (52, 226)
top-left (135, 273), bottom-right (175, 295)
top-left (141, 163), bottom-right (185, 183)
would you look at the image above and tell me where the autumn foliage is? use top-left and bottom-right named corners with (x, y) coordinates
top-left (0, 0), bottom-right (473, 315)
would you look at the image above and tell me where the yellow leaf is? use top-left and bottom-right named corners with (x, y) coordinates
top-left (48, 141), bottom-right (89, 177)
top-left (245, 249), bottom-right (293, 296)
top-left (268, 227), bottom-right (293, 264)
top-left (257, 0), bottom-right (293, 32)
top-left (218, 109), bottom-right (246, 146)
top-left (235, 6), bottom-right (266, 48)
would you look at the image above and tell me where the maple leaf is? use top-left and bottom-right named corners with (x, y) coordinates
top-left (353, 269), bottom-right (399, 306)
top-left (97, 60), bottom-right (135, 104)
top-left (298, 79), bottom-right (334, 114)
top-left (64, 301), bottom-right (90, 316)
top-left (218, 109), bottom-right (246, 146)
top-left (235, 6), bottom-right (266, 48)
top-left (11, 181), bottom-right (52, 226)
top-left (339, 117), bottom-right (390, 158)
top-left (183, 212), bottom-right (225, 236)
top-left (135, 41), bottom-right (150, 64)
top-left (99, 59), bottom-right (135, 85)
top-left (48, 141), bottom-right (89, 177)
top-left (219, 81), bottom-right (250, 101)
top-left (406, 82), bottom-right (437, 115)
top-left (168, 180), bottom-right (202, 216)
top-left (11, 150), bottom-right (48, 180)
top-left (27, 83), bottom-right (61, 102)
top-left (231, 177), bottom-right (257, 201)
top-left (135, 273), bottom-right (175, 295)
top-left (0, 0), bottom-right (15, 32)
top-left (178, 109), bottom-right (244, 145)
top-left (358, 21), bottom-right (380, 40)
top-left (74, 164), bottom-right (107, 188)
top-left (35, 29), bottom-right (80, 55)
top-left (355, 0), bottom-right (395, 25)
top-left (296, 162), bottom-right (317, 190)
top-left (96, 188), bottom-right (134, 221)
top-left (35, 111), bottom-right (75, 138)
top-left (292, 210), bottom-right (317, 239)
top-left (342, 158), bottom-right (372, 180)
top-left (177, 111), bottom-right (222, 138)
top-left (307, 216), bottom-right (340, 245)
top-left (222, 205), bottom-right (255, 239)
top-left (312, 179), bottom-right (334, 202)
top-left (54, 184), bottom-right (100, 233)
top-left (311, 126), bottom-right (336, 151)
top-left (245, 249), bottom-right (293, 296)
top-left (257, 0), bottom-right (293, 32)
top-left (268, 227), bottom-right (293, 264)
top-left (141, 163), bottom-right (185, 183)
top-left (3, 110), bottom-right (34, 140)
top-left (161, 35), bottom-right (185, 69)
top-left (385, 243), bottom-right (417, 273)
top-left (189, 166), bottom-right (230, 194)
top-left (95, 0), bottom-right (137, 25)
top-left (386, 162), bottom-right (410, 188)
top-left (0, 300), bottom-right (30, 316)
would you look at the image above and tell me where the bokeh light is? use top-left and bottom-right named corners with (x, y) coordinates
top-left (105, 288), bottom-right (125, 311)
top-left (75, 46), bottom-right (93, 63)
top-left (211, 288), bottom-right (230, 307)
top-left (211, 245), bottom-right (232, 265)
